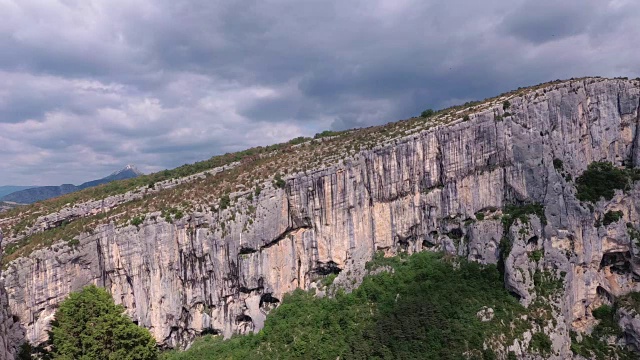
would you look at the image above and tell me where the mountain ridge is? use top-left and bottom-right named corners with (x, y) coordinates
top-left (0, 165), bottom-right (143, 205)
top-left (0, 186), bottom-right (36, 199)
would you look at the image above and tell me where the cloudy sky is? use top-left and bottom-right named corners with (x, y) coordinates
top-left (1, 0), bottom-right (639, 185)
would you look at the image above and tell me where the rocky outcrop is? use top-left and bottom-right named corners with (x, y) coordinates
top-left (618, 307), bottom-right (640, 352)
top-left (3, 78), bottom-right (640, 358)
top-left (0, 230), bottom-right (23, 360)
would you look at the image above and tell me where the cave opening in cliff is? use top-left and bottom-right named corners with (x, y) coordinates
top-left (314, 261), bottom-right (342, 276)
top-left (239, 282), bottom-right (264, 294)
top-left (423, 231), bottom-right (438, 248)
top-left (596, 285), bottom-right (614, 304)
top-left (422, 239), bottom-right (436, 248)
top-left (239, 247), bottom-right (258, 255)
top-left (259, 293), bottom-right (280, 308)
top-left (396, 235), bottom-right (417, 251)
top-left (447, 228), bottom-right (463, 240)
top-left (508, 291), bottom-right (522, 301)
top-left (235, 314), bottom-right (253, 324)
top-left (201, 328), bottom-right (222, 336)
top-left (600, 251), bottom-right (631, 275)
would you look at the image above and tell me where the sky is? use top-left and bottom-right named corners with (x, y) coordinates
top-left (1, 0), bottom-right (639, 186)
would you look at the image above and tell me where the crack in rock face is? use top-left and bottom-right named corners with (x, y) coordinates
top-left (0, 230), bottom-right (24, 359)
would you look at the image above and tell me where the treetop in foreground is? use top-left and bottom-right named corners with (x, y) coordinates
top-left (47, 285), bottom-right (157, 360)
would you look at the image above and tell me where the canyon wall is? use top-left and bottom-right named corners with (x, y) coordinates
top-left (0, 230), bottom-right (22, 360)
top-left (3, 78), bottom-right (640, 358)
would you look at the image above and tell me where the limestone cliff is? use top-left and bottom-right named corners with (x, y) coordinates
top-left (0, 230), bottom-right (22, 360)
top-left (2, 77), bottom-right (640, 358)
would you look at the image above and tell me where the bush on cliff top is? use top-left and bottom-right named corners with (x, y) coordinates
top-left (420, 108), bottom-right (435, 118)
top-left (161, 251), bottom-right (526, 360)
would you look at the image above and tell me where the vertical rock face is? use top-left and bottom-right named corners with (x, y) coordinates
top-left (0, 230), bottom-right (22, 359)
top-left (618, 307), bottom-right (640, 352)
top-left (3, 78), bottom-right (640, 358)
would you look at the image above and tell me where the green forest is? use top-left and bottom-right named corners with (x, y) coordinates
top-left (161, 252), bottom-right (529, 360)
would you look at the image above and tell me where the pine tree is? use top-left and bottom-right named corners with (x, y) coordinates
top-left (48, 285), bottom-right (157, 360)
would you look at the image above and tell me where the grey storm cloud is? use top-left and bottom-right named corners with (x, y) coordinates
top-left (500, 0), bottom-right (598, 44)
top-left (1, 0), bottom-right (640, 185)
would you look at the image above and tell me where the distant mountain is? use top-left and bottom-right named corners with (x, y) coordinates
top-left (0, 186), bottom-right (36, 198)
top-left (0, 165), bottom-right (143, 204)
top-left (79, 165), bottom-right (144, 189)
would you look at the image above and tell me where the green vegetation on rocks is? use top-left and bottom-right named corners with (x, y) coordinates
top-left (420, 109), bottom-right (435, 118)
top-left (553, 158), bottom-right (563, 170)
top-left (627, 224), bottom-right (640, 247)
top-left (321, 273), bottom-right (337, 287)
top-left (501, 203), bottom-right (546, 230)
top-left (576, 162), bottom-right (640, 203)
top-left (273, 174), bottom-right (286, 189)
top-left (499, 202), bottom-right (546, 262)
top-left (161, 251), bottom-right (527, 360)
top-left (313, 130), bottom-right (346, 139)
top-left (570, 302), bottom-right (636, 360)
top-left (529, 332), bottom-right (552, 355)
top-left (618, 292), bottom-right (640, 314)
top-left (130, 216), bottom-right (144, 227)
top-left (602, 210), bottom-right (623, 226)
top-left (529, 249), bottom-right (543, 262)
top-left (219, 194), bottom-right (231, 210)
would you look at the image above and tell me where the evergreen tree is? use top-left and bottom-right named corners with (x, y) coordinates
top-left (48, 285), bottom-right (157, 360)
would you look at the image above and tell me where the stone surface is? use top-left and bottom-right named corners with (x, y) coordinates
top-left (0, 230), bottom-right (23, 360)
top-left (618, 307), bottom-right (640, 352)
top-left (504, 216), bottom-right (545, 306)
top-left (2, 78), bottom-right (640, 359)
top-left (476, 306), bottom-right (495, 322)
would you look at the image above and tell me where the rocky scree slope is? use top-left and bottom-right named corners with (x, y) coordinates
top-left (2, 77), bottom-right (640, 358)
